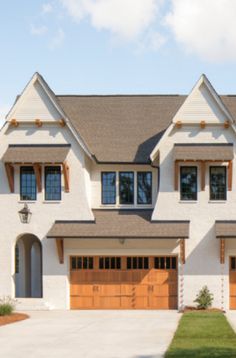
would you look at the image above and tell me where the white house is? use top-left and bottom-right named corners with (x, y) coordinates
top-left (0, 72), bottom-right (236, 311)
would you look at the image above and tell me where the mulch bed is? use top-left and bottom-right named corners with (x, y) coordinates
top-left (0, 313), bottom-right (29, 326)
top-left (180, 306), bottom-right (224, 313)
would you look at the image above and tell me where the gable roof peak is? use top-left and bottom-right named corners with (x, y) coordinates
top-left (172, 73), bottom-right (233, 124)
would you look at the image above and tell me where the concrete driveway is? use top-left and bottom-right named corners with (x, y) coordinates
top-left (0, 310), bottom-right (180, 358)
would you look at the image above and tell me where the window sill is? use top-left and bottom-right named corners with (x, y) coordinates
top-left (43, 201), bottom-right (62, 204)
top-left (208, 200), bottom-right (227, 204)
top-left (99, 204), bottom-right (153, 208)
top-left (18, 201), bottom-right (36, 204)
top-left (179, 200), bottom-right (197, 204)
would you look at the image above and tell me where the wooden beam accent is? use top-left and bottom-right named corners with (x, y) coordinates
top-left (200, 121), bottom-right (206, 129)
top-left (201, 161), bottom-right (206, 191)
top-left (58, 119), bottom-right (66, 127)
top-left (33, 164), bottom-right (42, 192)
top-left (228, 160), bottom-right (233, 191)
top-left (5, 164), bottom-right (14, 193)
top-left (220, 238), bottom-right (225, 264)
top-left (35, 119), bottom-right (43, 127)
top-left (224, 120), bottom-right (230, 129)
top-left (62, 162), bottom-right (70, 192)
top-left (180, 239), bottom-right (185, 264)
top-left (174, 160), bottom-right (179, 191)
top-left (175, 121), bottom-right (182, 129)
top-left (10, 119), bottom-right (19, 127)
top-left (55, 239), bottom-right (64, 264)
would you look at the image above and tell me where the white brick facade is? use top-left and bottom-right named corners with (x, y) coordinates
top-left (1, 73), bottom-right (236, 310)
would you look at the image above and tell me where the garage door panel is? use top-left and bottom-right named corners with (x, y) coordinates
top-left (95, 297), bottom-right (121, 309)
top-left (134, 297), bottom-right (149, 308)
top-left (149, 296), bottom-right (177, 309)
top-left (70, 256), bottom-right (178, 310)
top-left (230, 282), bottom-right (236, 296)
top-left (153, 283), bottom-right (177, 296)
top-left (71, 296), bottom-right (94, 309)
top-left (120, 284), bottom-right (134, 296)
top-left (70, 284), bottom-right (94, 296)
top-left (98, 285), bottom-right (121, 296)
top-left (121, 297), bottom-right (135, 309)
top-left (134, 285), bottom-right (149, 296)
top-left (230, 258), bottom-right (236, 309)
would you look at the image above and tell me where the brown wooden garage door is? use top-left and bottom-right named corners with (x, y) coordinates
top-left (70, 256), bottom-right (178, 309)
top-left (230, 257), bottom-right (236, 309)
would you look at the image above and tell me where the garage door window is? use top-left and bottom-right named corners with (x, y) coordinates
top-left (154, 256), bottom-right (177, 269)
top-left (127, 257), bottom-right (149, 269)
top-left (71, 256), bottom-right (93, 270)
top-left (231, 257), bottom-right (236, 270)
top-left (99, 257), bottom-right (121, 269)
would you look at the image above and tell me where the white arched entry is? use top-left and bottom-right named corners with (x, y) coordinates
top-left (15, 234), bottom-right (42, 298)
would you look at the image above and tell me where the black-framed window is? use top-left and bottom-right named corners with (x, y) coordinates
top-left (137, 172), bottom-right (152, 204)
top-left (231, 257), bottom-right (236, 270)
top-left (101, 172), bottom-right (116, 204)
top-left (20, 166), bottom-right (36, 201)
top-left (71, 256), bottom-right (93, 270)
top-left (45, 166), bottom-right (61, 201)
top-left (180, 166), bottom-right (197, 201)
top-left (99, 257), bottom-right (121, 269)
top-left (154, 256), bottom-right (177, 270)
top-left (119, 172), bottom-right (134, 204)
top-left (127, 257), bottom-right (149, 270)
top-left (210, 166), bottom-right (226, 200)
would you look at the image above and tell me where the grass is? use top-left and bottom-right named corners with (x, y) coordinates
top-left (165, 312), bottom-right (236, 358)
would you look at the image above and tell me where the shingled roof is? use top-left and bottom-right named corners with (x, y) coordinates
top-left (57, 95), bottom-right (186, 163)
top-left (47, 209), bottom-right (190, 239)
top-left (57, 94), bottom-right (236, 164)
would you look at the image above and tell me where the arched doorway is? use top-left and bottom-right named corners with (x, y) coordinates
top-left (15, 234), bottom-right (42, 298)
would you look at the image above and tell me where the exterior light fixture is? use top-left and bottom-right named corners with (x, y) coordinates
top-left (119, 238), bottom-right (125, 245)
top-left (18, 204), bottom-right (32, 224)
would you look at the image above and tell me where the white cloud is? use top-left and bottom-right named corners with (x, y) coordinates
top-left (31, 24), bottom-right (48, 36)
top-left (165, 0), bottom-right (236, 62)
top-left (49, 28), bottom-right (65, 49)
top-left (59, 0), bottom-right (163, 40)
top-left (136, 31), bottom-right (167, 53)
top-left (42, 3), bottom-right (53, 13)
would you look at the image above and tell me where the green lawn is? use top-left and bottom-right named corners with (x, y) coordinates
top-left (165, 312), bottom-right (236, 358)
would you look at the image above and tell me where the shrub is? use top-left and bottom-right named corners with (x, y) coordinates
top-left (194, 286), bottom-right (214, 309)
top-left (0, 296), bottom-right (16, 316)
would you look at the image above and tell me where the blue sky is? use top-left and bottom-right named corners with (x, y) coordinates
top-left (1, 0), bottom-right (236, 119)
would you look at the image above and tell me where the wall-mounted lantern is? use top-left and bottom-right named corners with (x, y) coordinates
top-left (18, 204), bottom-right (32, 224)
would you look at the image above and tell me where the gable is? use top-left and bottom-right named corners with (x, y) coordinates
top-left (173, 75), bottom-right (232, 124)
top-left (8, 80), bottom-right (61, 122)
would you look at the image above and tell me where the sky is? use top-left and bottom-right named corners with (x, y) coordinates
top-left (1, 0), bottom-right (236, 120)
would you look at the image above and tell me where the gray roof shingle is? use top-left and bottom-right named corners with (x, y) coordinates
top-left (57, 95), bottom-right (186, 163)
top-left (47, 209), bottom-right (190, 238)
top-left (2, 144), bottom-right (70, 163)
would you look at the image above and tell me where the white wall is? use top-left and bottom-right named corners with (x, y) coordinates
top-left (152, 124), bottom-right (236, 310)
top-left (0, 122), bottom-right (93, 308)
top-left (2, 74), bottom-right (236, 310)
